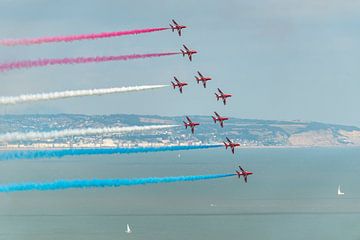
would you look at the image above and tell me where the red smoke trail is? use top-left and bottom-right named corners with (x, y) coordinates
top-left (0, 28), bottom-right (169, 46)
top-left (0, 52), bottom-right (180, 72)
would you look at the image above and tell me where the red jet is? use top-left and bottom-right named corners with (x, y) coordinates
top-left (181, 45), bottom-right (197, 61)
top-left (171, 76), bottom-right (188, 94)
top-left (169, 19), bottom-right (187, 36)
top-left (236, 165), bottom-right (253, 183)
top-left (212, 112), bottom-right (229, 128)
top-left (215, 88), bottom-right (232, 105)
top-left (183, 116), bottom-right (200, 134)
top-left (224, 137), bottom-right (240, 154)
top-left (195, 71), bottom-right (212, 88)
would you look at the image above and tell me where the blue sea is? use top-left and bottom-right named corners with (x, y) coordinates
top-left (0, 147), bottom-right (359, 240)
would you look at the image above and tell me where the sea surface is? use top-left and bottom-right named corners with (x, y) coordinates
top-left (0, 147), bottom-right (359, 240)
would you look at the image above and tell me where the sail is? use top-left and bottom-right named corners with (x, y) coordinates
top-left (126, 224), bottom-right (132, 233)
top-left (337, 185), bottom-right (344, 195)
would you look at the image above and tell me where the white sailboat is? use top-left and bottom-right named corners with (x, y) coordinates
top-left (337, 185), bottom-right (345, 196)
top-left (125, 224), bottom-right (132, 234)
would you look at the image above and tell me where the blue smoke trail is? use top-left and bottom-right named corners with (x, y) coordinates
top-left (0, 145), bottom-right (222, 161)
top-left (0, 173), bottom-right (235, 193)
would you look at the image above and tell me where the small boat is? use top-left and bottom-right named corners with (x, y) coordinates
top-left (125, 224), bottom-right (132, 234)
top-left (337, 185), bottom-right (345, 196)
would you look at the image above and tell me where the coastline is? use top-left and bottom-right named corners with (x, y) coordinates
top-left (0, 144), bottom-right (359, 152)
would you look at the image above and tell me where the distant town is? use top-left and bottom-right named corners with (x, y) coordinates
top-left (0, 114), bottom-right (359, 150)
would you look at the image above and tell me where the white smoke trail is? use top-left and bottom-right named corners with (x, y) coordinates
top-left (0, 125), bottom-right (178, 142)
top-left (0, 85), bottom-right (169, 105)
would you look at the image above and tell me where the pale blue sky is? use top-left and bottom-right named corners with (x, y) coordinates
top-left (0, 0), bottom-right (359, 126)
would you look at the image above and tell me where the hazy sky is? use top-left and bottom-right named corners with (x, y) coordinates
top-left (0, 0), bottom-right (359, 126)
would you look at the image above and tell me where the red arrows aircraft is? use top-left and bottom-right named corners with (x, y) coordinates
top-left (224, 137), bottom-right (240, 154)
top-left (212, 112), bottom-right (229, 128)
top-left (181, 45), bottom-right (197, 61)
top-left (171, 77), bottom-right (188, 93)
top-left (195, 71), bottom-right (212, 88)
top-left (169, 19), bottom-right (187, 36)
top-left (215, 88), bottom-right (232, 105)
top-left (183, 116), bottom-right (200, 134)
top-left (236, 165), bottom-right (253, 183)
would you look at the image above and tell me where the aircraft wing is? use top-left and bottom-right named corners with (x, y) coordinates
top-left (178, 30), bottom-right (181, 36)
top-left (214, 112), bottom-right (220, 117)
top-left (183, 44), bottom-right (189, 51)
top-left (217, 88), bottom-right (224, 95)
top-left (226, 137), bottom-right (231, 143)
top-left (173, 76), bottom-right (180, 83)
top-left (172, 19), bottom-right (179, 25)
top-left (231, 147), bottom-right (235, 154)
top-left (191, 127), bottom-right (195, 134)
top-left (186, 116), bottom-right (192, 123)
top-left (197, 71), bottom-right (204, 78)
top-left (189, 54), bottom-right (192, 61)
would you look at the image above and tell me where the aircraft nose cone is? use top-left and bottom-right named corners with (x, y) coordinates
top-left (248, 172), bottom-right (253, 175)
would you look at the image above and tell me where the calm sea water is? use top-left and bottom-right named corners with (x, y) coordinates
top-left (0, 147), bottom-right (359, 240)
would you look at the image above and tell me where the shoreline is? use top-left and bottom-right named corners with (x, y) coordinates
top-left (0, 144), bottom-right (359, 152)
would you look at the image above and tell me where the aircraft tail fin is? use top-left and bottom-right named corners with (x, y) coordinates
top-left (236, 171), bottom-right (241, 178)
top-left (215, 93), bottom-right (220, 100)
top-left (183, 121), bottom-right (188, 128)
top-left (169, 24), bottom-right (174, 31)
top-left (171, 81), bottom-right (176, 89)
top-left (212, 116), bottom-right (217, 123)
top-left (195, 76), bottom-right (200, 83)
top-left (181, 49), bottom-right (185, 56)
top-left (224, 142), bottom-right (228, 149)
